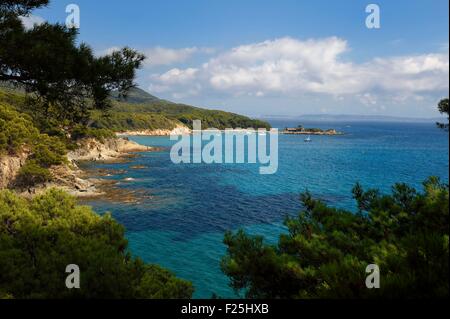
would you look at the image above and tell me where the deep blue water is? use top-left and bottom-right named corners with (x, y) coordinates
top-left (83, 120), bottom-right (449, 298)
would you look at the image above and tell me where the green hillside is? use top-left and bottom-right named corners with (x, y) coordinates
top-left (0, 86), bottom-right (271, 132)
top-left (96, 87), bottom-right (271, 131)
top-left (93, 100), bottom-right (271, 131)
top-left (111, 87), bottom-right (160, 104)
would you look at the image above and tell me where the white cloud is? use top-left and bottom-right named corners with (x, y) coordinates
top-left (149, 68), bottom-right (199, 95)
top-left (148, 37), bottom-right (449, 100)
top-left (142, 47), bottom-right (214, 67)
top-left (158, 67), bottom-right (199, 83)
top-left (19, 14), bottom-right (46, 30)
top-left (100, 46), bottom-right (214, 67)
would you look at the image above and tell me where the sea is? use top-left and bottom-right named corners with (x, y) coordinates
top-left (82, 120), bottom-right (449, 298)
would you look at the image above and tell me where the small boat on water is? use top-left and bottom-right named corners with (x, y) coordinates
top-left (304, 136), bottom-right (312, 142)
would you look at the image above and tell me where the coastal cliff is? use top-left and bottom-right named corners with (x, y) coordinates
top-left (0, 137), bottom-right (151, 198)
top-left (67, 137), bottom-right (151, 162)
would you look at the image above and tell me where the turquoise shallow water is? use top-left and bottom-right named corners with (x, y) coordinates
top-left (84, 120), bottom-right (449, 298)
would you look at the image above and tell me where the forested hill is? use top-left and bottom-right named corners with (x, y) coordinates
top-left (0, 85), bottom-right (271, 131)
top-left (92, 86), bottom-right (271, 131)
top-left (111, 87), bottom-right (160, 104)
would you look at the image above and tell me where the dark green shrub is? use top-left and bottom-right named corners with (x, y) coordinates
top-left (71, 125), bottom-right (115, 142)
top-left (0, 103), bottom-right (39, 155)
top-left (222, 178), bottom-right (449, 299)
top-left (0, 189), bottom-right (194, 299)
top-left (30, 135), bottom-right (67, 168)
top-left (15, 160), bottom-right (52, 187)
top-left (69, 125), bottom-right (90, 140)
top-left (135, 265), bottom-right (195, 299)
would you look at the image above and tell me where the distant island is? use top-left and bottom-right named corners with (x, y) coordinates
top-left (282, 125), bottom-right (343, 135)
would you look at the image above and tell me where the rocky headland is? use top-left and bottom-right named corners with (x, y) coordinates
top-left (0, 137), bottom-right (152, 199)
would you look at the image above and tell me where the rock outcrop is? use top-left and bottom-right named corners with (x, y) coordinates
top-left (67, 137), bottom-right (152, 163)
top-left (0, 151), bottom-right (29, 189)
top-left (282, 128), bottom-right (342, 135)
top-left (14, 164), bottom-right (101, 199)
top-left (1, 137), bottom-right (151, 198)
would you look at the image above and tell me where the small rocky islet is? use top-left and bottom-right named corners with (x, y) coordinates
top-left (281, 125), bottom-right (343, 135)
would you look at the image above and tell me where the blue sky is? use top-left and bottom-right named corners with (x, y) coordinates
top-left (31, 0), bottom-right (449, 118)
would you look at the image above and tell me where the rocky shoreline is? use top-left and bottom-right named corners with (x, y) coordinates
top-left (116, 124), bottom-right (191, 137)
top-left (67, 137), bottom-right (152, 162)
top-left (62, 137), bottom-right (152, 198)
top-left (0, 137), bottom-right (153, 199)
